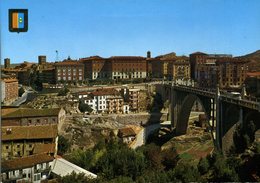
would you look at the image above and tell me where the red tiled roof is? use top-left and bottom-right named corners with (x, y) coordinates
top-left (246, 72), bottom-right (260, 77)
top-left (55, 61), bottom-right (84, 66)
top-left (2, 153), bottom-right (54, 172)
top-left (216, 57), bottom-right (249, 63)
top-left (2, 125), bottom-right (58, 141)
top-left (118, 127), bottom-right (136, 137)
top-left (34, 143), bottom-right (56, 154)
top-left (1, 78), bottom-right (18, 83)
top-left (2, 108), bottom-right (62, 119)
top-left (190, 52), bottom-right (208, 55)
top-left (109, 56), bottom-right (145, 60)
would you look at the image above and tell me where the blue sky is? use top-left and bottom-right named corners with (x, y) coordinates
top-left (1, 0), bottom-right (260, 63)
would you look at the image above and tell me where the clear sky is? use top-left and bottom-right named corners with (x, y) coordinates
top-left (1, 0), bottom-right (260, 63)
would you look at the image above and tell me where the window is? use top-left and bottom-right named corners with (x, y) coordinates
top-left (6, 146), bottom-right (9, 150)
top-left (17, 144), bottom-right (20, 148)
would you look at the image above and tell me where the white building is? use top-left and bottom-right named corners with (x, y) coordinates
top-left (80, 88), bottom-right (129, 114)
top-left (1, 154), bottom-right (54, 183)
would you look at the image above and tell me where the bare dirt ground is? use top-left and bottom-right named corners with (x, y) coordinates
top-left (162, 118), bottom-right (214, 165)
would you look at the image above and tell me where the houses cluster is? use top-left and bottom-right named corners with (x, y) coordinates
top-left (1, 107), bottom-right (65, 182)
top-left (1, 107), bottom-right (97, 182)
top-left (2, 51), bottom-right (254, 92)
top-left (73, 86), bottom-right (141, 114)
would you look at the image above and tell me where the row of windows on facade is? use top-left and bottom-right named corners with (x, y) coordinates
top-left (27, 118), bottom-right (56, 124)
top-left (57, 72), bottom-right (83, 76)
top-left (5, 143), bottom-right (33, 150)
top-left (57, 69), bottom-right (83, 72)
top-left (6, 163), bottom-right (50, 180)
top-left (57, 76), bottom-right (83, 81)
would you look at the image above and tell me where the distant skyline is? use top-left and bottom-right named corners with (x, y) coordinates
top-left (1, 0), bottom-right (260, 63)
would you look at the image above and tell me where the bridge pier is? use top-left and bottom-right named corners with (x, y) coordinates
top-left (166, 82), bottom-right (260, 153)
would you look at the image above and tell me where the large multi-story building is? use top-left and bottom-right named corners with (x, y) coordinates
top-left (121, 87), bottom-right (140, 112)
top-left (80, 55), bottom-right (147, 80)
top-left (0, 77), bottom-right (19, 104)
top-left (80, 56), bottom-right (110, 80)
top-left (217, 57), bottom-right (248, 89)
top-left (190, 52), bottom-right (248, 89)
top-left (170, 57), bottom-right (190, 80)
top-left (55, 59), bottom-right (84, 83)
top-left (189, 52), bottom-right (208, 79)
top-left (109, 56), bottom-right (147, 80)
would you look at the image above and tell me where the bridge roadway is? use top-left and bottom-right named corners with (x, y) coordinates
top-left (166, 82), bottom-right (260, 112)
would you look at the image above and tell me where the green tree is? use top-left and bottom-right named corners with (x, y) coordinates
top-left (198, 157), bottom-right (210, 174)
top-left (173, 162), bottom-right (201, 182)
top-left (59, 172), bottom-right (93, 183)
top-left (58, 135), bottom-right (71, 155)
top-left (57, 87), bottom-right (69, 96)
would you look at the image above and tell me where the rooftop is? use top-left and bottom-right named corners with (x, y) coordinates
top-left (2, 108), bottom-right (62, 119)
top-left (246, 72), bottom-right (260, 77)
top-left (1, 153), bottom-right (54, 172)
top-left (91, 88), bottom-right (120, 96)
top-left (0, 78), bottom-right (18, 83)
top-left (51, 156), bottom-right (97, 178)
top-left (118, 127), bottom-right (136, 137)
top-left (55, 60), bottom-right (84, 66)
top-left (190, 52), bottom-right (208, 55)
top-left (2, 124), bottom-right (58, 141)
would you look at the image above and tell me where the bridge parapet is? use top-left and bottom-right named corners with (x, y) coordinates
top-left (165, 83), bottom-right (260, 111)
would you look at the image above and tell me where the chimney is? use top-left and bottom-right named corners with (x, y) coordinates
top-left (147, 51), bottom-right (151, 58)
top-left (4, 58), bottom-right (11, 68)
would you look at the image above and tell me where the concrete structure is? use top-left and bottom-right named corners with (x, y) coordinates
top-left (160, 82), bottom-right (260, 153)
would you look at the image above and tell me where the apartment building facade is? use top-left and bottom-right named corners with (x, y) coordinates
top-left (55, 59), bottom-right (84, 83)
